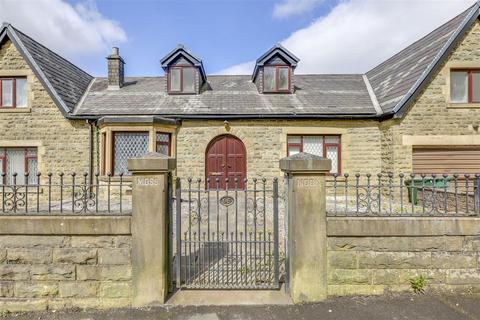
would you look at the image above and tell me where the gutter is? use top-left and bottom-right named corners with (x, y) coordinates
top-left (70, 113), bottom-right (381, 121)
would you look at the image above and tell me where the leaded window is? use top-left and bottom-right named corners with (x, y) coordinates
top-left (156, 133), bottom-right (171, 156)
top-left (0, 78), bottom-right (27, 108)
top-left (287, 135), bottom-right (341, 174)
top-left (0, 147), bottom-right (37, 184)
top-left (113, 132), bottom-right (149, 176)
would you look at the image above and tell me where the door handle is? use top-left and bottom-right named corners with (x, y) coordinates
top-left (210, 172), bottom-right (223, 176)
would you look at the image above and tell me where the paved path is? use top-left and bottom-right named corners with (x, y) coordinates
top-left (4, 294), bottom-right (480, 320)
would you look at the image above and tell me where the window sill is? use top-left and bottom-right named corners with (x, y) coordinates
top-left (447, 103), bottom-right (480, 109)
top-left (0, 108), bottom-right (31, 113)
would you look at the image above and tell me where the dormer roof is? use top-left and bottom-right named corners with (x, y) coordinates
top-left (252, 44), bottom-right (300, 81)
top-left (160, 44), bottom-right (207, 82)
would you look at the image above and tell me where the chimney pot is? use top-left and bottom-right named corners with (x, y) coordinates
top-left (112, 47), bottom-right (119, 55)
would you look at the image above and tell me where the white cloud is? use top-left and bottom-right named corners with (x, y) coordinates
top-left (273, 0), bottom-right (324, 19)
top-left (220, 0), bottom-right (474, 75)
top-left (0, 0), bottom-right (126, 57)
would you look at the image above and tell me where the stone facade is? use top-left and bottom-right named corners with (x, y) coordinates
top-left (0, 235), bottom-right (132, 312)
top-left (383, 20), bottom-right (480, 174)
top-left (0, 40), bottom-right (91, 177)
top-left (327, 235), bottom-right (480, 296)
top-left (175, 119), bottom-right (381, 181)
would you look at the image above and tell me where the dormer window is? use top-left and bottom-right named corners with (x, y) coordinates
top-left (169, 67), bottom-right (195, 93)
top-left (263, 66), bottom-right (290, 92)
top-left (161, 44), bottom-right (207, 95)
top-left (252, 44), bottom-right (299, 94)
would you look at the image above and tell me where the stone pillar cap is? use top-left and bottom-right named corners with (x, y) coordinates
top-left (127, 152), bottom-right (176, 173)
top-left (279, 152), bottom-right (331, 173)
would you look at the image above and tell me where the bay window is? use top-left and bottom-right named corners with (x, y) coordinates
top-left (287, 135), bottom-right (341, 174)
top-left (0, 148), bottom-right (37, 184)
top-left (0, 77), bottom-right (27, 108)
top-left (450, 69), bottom-right (480, 103)
top-left (263, 66), bottom-right (290, 92)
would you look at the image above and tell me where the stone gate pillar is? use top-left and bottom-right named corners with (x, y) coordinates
top-left (127, 152), bottom-right (176, 306)
top-left (279, 153), bottom-right (331, 303)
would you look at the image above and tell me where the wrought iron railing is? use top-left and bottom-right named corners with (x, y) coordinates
top-left (171, 177), bottom-right (281, 289)
top-left (0, 172), bottom-right (131, 215)
top-left (327, 173), bottom-right (480, 217)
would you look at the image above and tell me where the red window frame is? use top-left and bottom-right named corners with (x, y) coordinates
top-left (111, 131), bottom-right (149, 176)
top-left (286, 135), bottom-right (341, 174)
top-left (155, 132), bottom-right (171, 156)
top-left (168, 66), bottom-right (196, 94)
top-left (0, 78), bottom-right (16, 108)
top-left (263, 66), bottom-right (291, 93)
top-left (0, 148), bottom-right (37, 184)
top-left (451, 69), bottom-right (480, 103)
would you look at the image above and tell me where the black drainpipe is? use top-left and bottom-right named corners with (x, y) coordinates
top-left (88, 120), bottom-right (94, 187)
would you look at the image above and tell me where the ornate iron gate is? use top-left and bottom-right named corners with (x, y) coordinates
top-left (171, 177), bottom-right (280, 289)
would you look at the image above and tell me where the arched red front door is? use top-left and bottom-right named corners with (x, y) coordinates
top-left (206, 135), bottom-right (246, 189)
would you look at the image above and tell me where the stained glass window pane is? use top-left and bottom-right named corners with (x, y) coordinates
top-left (2, 79), bottom-right (13, 107)
top-left (288, 145), bottom-right (301, 156)
top-left (6, 149), bottom-right (25, 184)
top-left (472, 72), bottom-right (480, 103)
top-left (183, 68), bottom-right (195, 93)
top-left (264, 67), bottom-right (276, 91)
top-left (303, 136), bottom-right (323, 157)
top-left (114, 132), bottom-right (149, 175)
top-left (451, 71), bottom-right (468, 103)
top-left (27, 158), bottom-right (38, 184)
top-left (16, 78), bottom-right (27, 108)
top-left (170, 68), bottom-right (181, 91)
top-left (156, 133), bottom-right (170, 156)
top-left (326, 146), bottom-right (339, 174)
top-left (278, 67), bottom-right (289, 90)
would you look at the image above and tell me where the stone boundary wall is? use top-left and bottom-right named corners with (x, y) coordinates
top-left (327, 217), bottom-right (480, 296)
top-left (0, 216), bottom-right (132, 312)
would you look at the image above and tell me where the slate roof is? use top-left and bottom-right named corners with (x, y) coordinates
top-left (0, 23), bottom-right (93, 115)
top-left (73, 75), bottom-right (377, 117)
top-left (366, 3), bottom-right (479, 115)
top-left (1, 2), bottom-right (480, 120)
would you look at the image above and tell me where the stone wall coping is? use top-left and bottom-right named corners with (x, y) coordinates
top-left (0, 215), bottom-right (131, 235)
top-left (127, 153), bottom-right (176, 173)
top-left (327, 217), bottom-right (480, 237)
top-left (279, 152), bottom-right (332, 173)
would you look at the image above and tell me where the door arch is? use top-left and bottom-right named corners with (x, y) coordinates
top-left (205, 134), bottom-right (246, 189)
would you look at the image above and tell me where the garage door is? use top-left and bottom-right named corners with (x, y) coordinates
top-left (412, 147), bottom-right (480, 174)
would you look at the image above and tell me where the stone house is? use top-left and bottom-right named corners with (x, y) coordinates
top-left (1, 3), bottom-right (480, 186)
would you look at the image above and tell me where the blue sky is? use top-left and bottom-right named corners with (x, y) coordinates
top-left (78, 0), bottom-right (339, 76)
top-left (0, 0), bottom-right (476, 77)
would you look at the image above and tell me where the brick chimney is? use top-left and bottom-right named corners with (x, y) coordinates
top-left (107, 47), bottom-right (125, 89)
